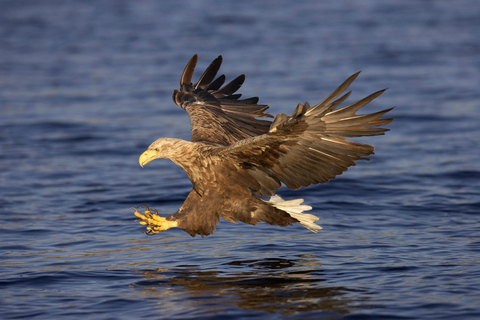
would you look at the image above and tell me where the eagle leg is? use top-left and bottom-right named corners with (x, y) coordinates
top-left (132, 206), bottom-right (178, 235)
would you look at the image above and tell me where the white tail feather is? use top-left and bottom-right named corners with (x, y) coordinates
top-left (266, 195), bottom-right (322, 233)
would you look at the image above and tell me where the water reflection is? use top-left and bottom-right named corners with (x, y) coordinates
top-left (133, 257), bottom-right (353, 317)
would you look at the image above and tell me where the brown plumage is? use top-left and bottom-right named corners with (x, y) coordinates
top-left (133, 54), bottom-right (393, 237)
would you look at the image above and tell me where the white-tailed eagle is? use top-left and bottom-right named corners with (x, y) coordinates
top-left (133, 55), bottom-right (393, 237)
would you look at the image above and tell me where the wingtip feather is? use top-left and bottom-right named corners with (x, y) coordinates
top-left (195, 55), bottom-right (223, 89)
top-left (180, 54), bottom-right (198, 87)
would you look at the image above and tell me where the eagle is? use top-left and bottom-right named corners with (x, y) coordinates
top-left (132, 54), bottom-right (393, 237)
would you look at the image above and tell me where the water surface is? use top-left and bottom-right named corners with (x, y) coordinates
top-left (1, 0), bottom-right (480, 319)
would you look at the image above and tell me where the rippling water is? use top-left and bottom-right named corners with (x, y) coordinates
top-left (1, 0), bottom-right (480, 319)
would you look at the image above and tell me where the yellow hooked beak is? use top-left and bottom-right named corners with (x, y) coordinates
top-left (139, 150), bottom-right (156, 167)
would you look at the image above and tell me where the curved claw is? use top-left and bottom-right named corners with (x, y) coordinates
top-left (132, 207), bottom-right (147, 220)
top-left (139, 205), bottom-right (154, 218)
top-left (131, 204), bottom-right (177, 235)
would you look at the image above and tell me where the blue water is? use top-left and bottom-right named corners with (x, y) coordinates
top-left (1, 0), bottom-right (480, 319)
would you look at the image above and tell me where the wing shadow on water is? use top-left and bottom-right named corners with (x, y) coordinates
top-left (132, 256), bottom-right (356, 318)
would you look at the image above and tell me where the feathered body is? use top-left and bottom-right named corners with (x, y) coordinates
top-left (134, 55), bottom-right (393, 237)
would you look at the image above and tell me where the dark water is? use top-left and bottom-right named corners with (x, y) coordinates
top-left (1, 0), bottom-right (480, 319)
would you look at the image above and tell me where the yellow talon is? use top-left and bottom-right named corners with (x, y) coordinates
top-left (134, 211), bottom-right (146, 220)
top-left (151, 215), bottom-right (164, 223)
top-left (141, 205), bottom-right (152, 214)
top-left (132, 205), bottom-right (179, 235)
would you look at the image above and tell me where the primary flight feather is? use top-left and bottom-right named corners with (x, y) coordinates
top-left (133, 54), bottom-right (393, 237)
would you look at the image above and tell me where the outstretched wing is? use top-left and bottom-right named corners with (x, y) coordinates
top-left (173, 55), bottom-right (273, 145)
top-left (219, 72), bottom-right (394, 196)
